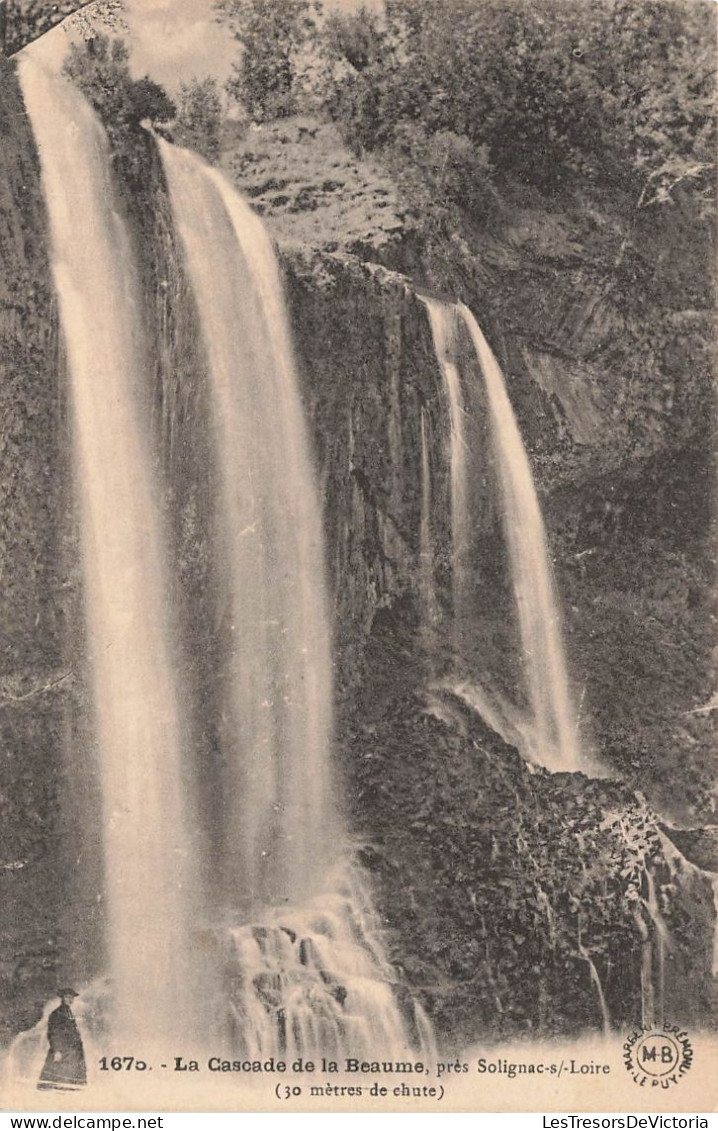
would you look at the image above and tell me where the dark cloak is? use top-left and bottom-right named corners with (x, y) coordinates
top-left (37, 1003), bottom-right (87, 1090)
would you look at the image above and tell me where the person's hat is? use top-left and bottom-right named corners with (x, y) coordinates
top-left (58, 988), bottom-right (79, 998)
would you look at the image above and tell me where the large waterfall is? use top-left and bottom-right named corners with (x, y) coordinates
top-left (14, 63), bottom-right (430, 1067)
top-left (18, 59), bottom-right (200, 1046)
top-left (157, 140), bottom-right (430, 1058)
top-left (157, 139), bottom-right (334, 908)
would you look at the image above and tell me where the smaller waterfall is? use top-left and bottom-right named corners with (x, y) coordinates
top-left (645, 870), bottom-right (671, 1026)
top-left (577, 936), bottom-right (611, 1036)
top-left (633, 870), bottom-right (672, 1030)
top-left (419, 407), bottom-right (439, 629)
top-left (634, 907), bottom-right (656, 1030)
top-left (458, 305), bottom-right (581, 773)
top-left (421, 298), bottom-right (469, 639)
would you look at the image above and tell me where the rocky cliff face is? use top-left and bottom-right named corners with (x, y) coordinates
top-left (446, 188), bottom-right (715, 828)
top-left (257, 132), bottom-right (716, 1039)
top-left (227, 117), bottom-right (714, 825)
top-left (0, 70), bottom-right (714, 1050)
top-left (278, 244), bottom-right (715, 1044)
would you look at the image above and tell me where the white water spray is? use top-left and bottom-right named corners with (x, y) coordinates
top-left (226, 864), bottom-right (435, 1061)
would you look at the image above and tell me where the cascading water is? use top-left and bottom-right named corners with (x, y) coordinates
top-left (155, 140), bottom-right (432, 1060)
top-left (458, 305), bottom-right (581, 773)
top-left (157, 138), bottom-right (334, 908)
top-left (17, 59), bottom-right (200, 1047)
top-left (644, 869), bottom-right (671, 1027)
top-left (577, 926), bottom-right (611, 1036)
top-left (420, 295), bottom-right (581, 772)
top-left (421, 298), bottom-right (469, 639)
top-left (225, 864), bottom-right (436, 1061)
top-left (419, 407), bottom-right (438, 630)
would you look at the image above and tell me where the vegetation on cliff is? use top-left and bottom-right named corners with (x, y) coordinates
top-left (62, 35), bottom-right (175, 179)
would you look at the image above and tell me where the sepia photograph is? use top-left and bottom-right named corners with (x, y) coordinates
top-left (0, 0), bottom-right (715, 1114)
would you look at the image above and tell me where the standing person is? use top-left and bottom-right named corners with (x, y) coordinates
top-left (37, 989), bottom-right (87, 1091)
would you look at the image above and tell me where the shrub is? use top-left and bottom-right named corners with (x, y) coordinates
top-left (174, 77), bottom-right (224, 165)
top-left (216, 0), bottom-right (321, 122)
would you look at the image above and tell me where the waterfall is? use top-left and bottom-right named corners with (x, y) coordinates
top-left (577, 929), bottom-right (611, 1036)
top-left (18, 60), bottom-right (200, 1046)
top-left (225, 863), bottom-right (436, 1061)
top-left (157, 139), bottom-right (334, 908)
top-left (155, 140), bottom-right (431, 1059)
top-left (419, 407), bottom-right (438, 629)
top-left (420, 296), bottom-right (581, 772)
top-left (421, 298), bottom-right (469, 639)
top-left (644, 869), bottom-right (671, 1026)
top-left (458, 305), bottom-right (581, 773)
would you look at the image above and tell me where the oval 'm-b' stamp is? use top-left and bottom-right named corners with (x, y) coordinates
top-left (623, 1024), bottom-right (693, 1089)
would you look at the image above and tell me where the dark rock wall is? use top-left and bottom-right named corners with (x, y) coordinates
top-left (284, 254), bottom-right (450, 708)
top-left (381, 189), bottom-right (716, 825)
top-left (282, 248), bottom-right (715, 1044)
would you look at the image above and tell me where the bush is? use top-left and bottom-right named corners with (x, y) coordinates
top-left (390, 125), bottom-right (494, 222)
top-left (216, 0), bottom-right (321, 122)
top-left (62, 34), bottom-right (175, 181)
top-left (321, 0), bottom-right (716, 206)
top-left (63, 34), bottom-right (175, 132)
top-left (174, 77), bottom-right (223, 165)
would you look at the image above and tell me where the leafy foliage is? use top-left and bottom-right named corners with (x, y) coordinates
top-left (62, 35), bottom-right (175, 180)
top-left (320, 0), bottom-right (716, 210)
top-left (216, 0), bottom-right (322, 122)
top-left (174, 77), bottom-right (223, 165)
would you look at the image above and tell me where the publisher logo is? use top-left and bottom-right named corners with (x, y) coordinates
top-left (623, 1025), bottom-right (692, 1088)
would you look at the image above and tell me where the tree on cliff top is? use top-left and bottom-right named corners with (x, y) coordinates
top-left (174, 77), bottom-right (224, 165)
top-left (63, 34), bottom-right (175, 132)
top-left (216, 0), bottom-right (322, 121)
top-left (62, 34), bottom-right (175, 182)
